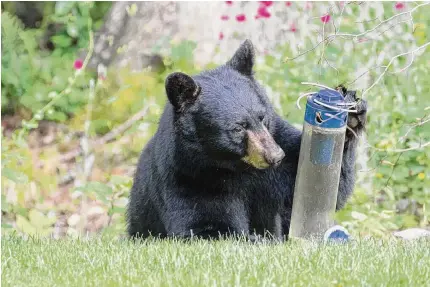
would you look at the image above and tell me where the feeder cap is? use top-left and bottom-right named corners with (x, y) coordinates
top-left (314, 89), bottom-right (344, 105)
top-left (304, 88), bottom-right (348, 128)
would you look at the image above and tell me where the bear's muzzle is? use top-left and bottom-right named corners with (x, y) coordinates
top-left (241, 125), bottom-right (285, 169)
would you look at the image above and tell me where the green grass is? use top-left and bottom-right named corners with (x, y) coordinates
top-left (2, 237), bottom-right (430, 287)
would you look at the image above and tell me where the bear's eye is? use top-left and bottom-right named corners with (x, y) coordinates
top-left (233, 126), bottom-right (244, 134)
top-left (259, 115), bottom-right (265, 122)
top-left (233, 122), bottom-right (247, 133)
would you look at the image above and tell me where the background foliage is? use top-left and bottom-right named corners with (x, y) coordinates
top-left (1, 1), bottom-right (429, 239)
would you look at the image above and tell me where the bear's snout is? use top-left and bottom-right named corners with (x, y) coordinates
top-left (242, 126), bottom-right (285, 169)
top-left (265, 146), bottom-right (285, 167)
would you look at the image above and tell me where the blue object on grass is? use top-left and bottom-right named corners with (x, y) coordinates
top-left (323, 225), bottom-right (350, 243)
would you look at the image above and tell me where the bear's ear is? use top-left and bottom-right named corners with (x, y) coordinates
top-left (165, 72), bottom-right (201, 112)
top-left (227, 39), bottom-right (255, 76)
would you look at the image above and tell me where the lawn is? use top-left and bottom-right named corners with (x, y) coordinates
top-left (2, 237), bottom-right (429, 287)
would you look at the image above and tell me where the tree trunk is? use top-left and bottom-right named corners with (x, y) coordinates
top-left (83, 1), bottom-right (178, 72)
top-left (83, 1), bottom-right (339, 71)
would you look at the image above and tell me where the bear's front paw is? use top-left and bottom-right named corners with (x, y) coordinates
top-left (336, 85), bottom-right (367, 140)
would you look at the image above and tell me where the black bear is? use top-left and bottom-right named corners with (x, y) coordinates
top-left (126, 40), bottom-right (367, 240)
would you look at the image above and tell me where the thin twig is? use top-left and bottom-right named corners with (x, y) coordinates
top-left (355, 16), bottom-right (380, 24)
top-left (93, 105), bottom-right (152, 146)
top-left (57, 105), bottom-right (152, 163)
top-left (346, 125), bottom-right (359, 140)
top-left (335, 1), bottom-right (348, 33)
top-left (18, 22), bottom-right (95, 139)
top-left (384, 152), bottom-right (403, 187)
top-left (82, 79), bottom-right (96, 182)
top-left (399, 115), bottom-right (430, 142)
top-left (375, 19), bottom-right (411, 39)
top-left (324, 56), bottom-right (340, 75)
top-left (366, 141), bottom-right (430, 153)
top-left (361, 41), bottom-right (430, 98)
top-left (301, 82), bottom-right (337, 91)
top-left (285, 2), bottom-right (429, 62)
top-left (391, 52), bottom-right (415, 74)
top-left (335, 2), bottom-right (428, 39)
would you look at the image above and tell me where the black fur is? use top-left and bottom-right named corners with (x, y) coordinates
top-left (126, 40), bottom-right (367, 240)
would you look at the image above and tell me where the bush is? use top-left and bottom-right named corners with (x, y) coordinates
top-left (1, 2), bottom-right (111, 122)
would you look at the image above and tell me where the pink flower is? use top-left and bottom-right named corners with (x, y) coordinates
top-left (221, 15), bottom-right (229, 21)
top-left (320, 14), bottom-right (331, 23)
top-left (285, 1), bottom-right (291, 7)
top-left (259, 1), bottom-right (273, 7)
top-left (256, 5), bottom-right (271, 19)
top-left (305, 2), bottom-right (312, 10)
top-left (290, 23), bottom-right (297, 32)
top-left (219, 32), bottom-right (224, 40)
top-left (236, 14), bottom-right (246, 22)
top-left (226, 1), bottom-right (233, 5)
top-left (73, 59), bottom-right (83, 70)
top-left (395, 2), bottom-right (405, 10)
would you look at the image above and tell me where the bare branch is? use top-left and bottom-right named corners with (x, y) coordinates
top-left (285, 2), bottom-right (429, 62)
top-left (335, 1), bottom-right (348, 33)
top-left (55, 105), bottom-right (152, 163)
top-left (354, 17), bottom-right (380, 24)
top-left (367, 141), bottom-right (430, 153)
top-left (347, 65), bottom-right (381, 86)
top-left (93, 105), bottom-right (152, 146)
top-left (81, 79), bottom-right (96, 182)
top-left (300, 82), bottom-right (337, 91)
top-left (390, 53), bottom-right (415, 74)
top-left (324, 56), bottom-right (340, 75)
top-left (375, 19), bottom-right (412, 39)
top-left (335, 2), bottom-right (428, 39)
top-left (399, 115), bottom-right (430, 142)
top-left (361, 41), bottom-right (430, 98)
top-left (318, 14), bottom-right (328, 78)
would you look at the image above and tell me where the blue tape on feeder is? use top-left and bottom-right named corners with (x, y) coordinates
top-left (310, 133), bottom-right (335, 165)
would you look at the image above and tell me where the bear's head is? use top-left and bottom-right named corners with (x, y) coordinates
top-left (165, 40), bottom-right (285, 170)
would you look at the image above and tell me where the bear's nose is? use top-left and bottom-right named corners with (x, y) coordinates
top-left (266, 147), bottom-right (285, 167)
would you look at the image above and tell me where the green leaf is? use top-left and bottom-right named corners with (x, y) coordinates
top-left (46, 111), bottom-right (68, 122)
top-left (16, 215), bottom-right (37, 235)
top-left (21, 120), bottom-right (38, 130)
top-left (2, 167), bottom-right (28, 184)
top-left (55, 1), bottom-right (76, 16)
top-left (66, 23), bottom-right (79, 38)
top-left (109, 175), bottom-right (131, 187)
top-left (85, 182), bottom-right (113, 197)
top-left (1, 223), bottom-right (13, 229)
top-left (109, 206), bottom-right (125, 215)
top-left (51, 35), bottom-right (73, 48)
top-left (28, 209), bottom-right (56, 229)
top-left (1, 194), bottom-right (9, 212)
